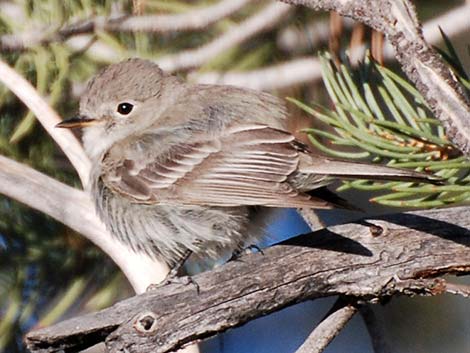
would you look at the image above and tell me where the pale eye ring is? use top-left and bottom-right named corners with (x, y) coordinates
top-left (117, 102), bottom-right (134, 115)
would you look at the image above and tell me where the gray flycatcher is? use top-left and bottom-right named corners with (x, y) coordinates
top-left (57, 58), bottom-right (438, 268)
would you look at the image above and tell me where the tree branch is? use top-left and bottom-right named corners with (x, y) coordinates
top-left (445, 282), bottom-right (470, 298)
top-left (298, 208), bottom-right (325, 230)
top-left (156, 2), bottom-right (292, 72)
top-left (0, 155), bottom-right (169, 293)
top-left (107, 0), bottom-right (251, 33)
top-left (295, 298), bottom-right (358, 353)
top-left (25, 205), bottom-right (470, 353)
top-left (191, 3), bottom-right (470, 90)
top-left (0, 59), bottom-right (90, 186)
top-left (190, 57), bottom-right (322, 90)
top-left (0, 0), bottom-right (250, 51)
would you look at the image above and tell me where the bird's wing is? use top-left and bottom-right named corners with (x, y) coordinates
top-left (101, 124), bottom-right (334, 208)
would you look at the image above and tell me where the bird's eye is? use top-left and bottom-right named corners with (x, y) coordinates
top-left (117, 102), bottom-right (134, 115)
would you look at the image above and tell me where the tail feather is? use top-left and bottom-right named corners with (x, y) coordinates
top-left (299, 155), bottom-right (442, 185)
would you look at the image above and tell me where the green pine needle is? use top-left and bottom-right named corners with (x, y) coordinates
top-left (290, 52), bottom-right (470, 208)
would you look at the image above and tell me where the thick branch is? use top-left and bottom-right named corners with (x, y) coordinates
top-left (26, 206), bottom-right (470, 353)
top-left (280, 0), bottom-right (470, 155)
top-left (0, 155), bottom-right (169, 293)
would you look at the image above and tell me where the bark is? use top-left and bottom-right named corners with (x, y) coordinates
top-left (26, 206), bottom-right (470, 353)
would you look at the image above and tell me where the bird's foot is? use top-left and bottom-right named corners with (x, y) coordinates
top-left (147, 274), bottom-right (199, 293)
top-left (146, 250), bottom-right (199, 293)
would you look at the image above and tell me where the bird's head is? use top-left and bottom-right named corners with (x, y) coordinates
top-left (57, 58), bottom-right (174, 160)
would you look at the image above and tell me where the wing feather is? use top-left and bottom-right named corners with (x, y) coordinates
top-left (101, 125), bottom-right (333, 208)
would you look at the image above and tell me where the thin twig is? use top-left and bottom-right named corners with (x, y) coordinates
top-left (66, 35), bottom-right (122, 63)
top-left (295, 298), bottom-right (358, 353)
top-left (298, 208), bottom-right (325, 230)
top-left (277, 17), bottom-right (355, 53)
top-left (108, 0), bottom-right (251, 32)
top-left (445, 282), bottom-right (470, 298)
top-left (156, 2), bottom-right (292, 72)
top-left (421, 3), bottom-right (470, 46)
top-left (0, 0), bottom-right (250, 51)
top-left (62, 2), bottom-right (292, 70)
top-left (194, 3), bottom-right (470, 90)
top-left (0, 59), bottom-right (91, 186)
top-left (190, 57), bottom-right (322, 90)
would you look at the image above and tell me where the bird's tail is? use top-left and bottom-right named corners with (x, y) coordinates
top-left (298, 155), bottom-right (442, 185)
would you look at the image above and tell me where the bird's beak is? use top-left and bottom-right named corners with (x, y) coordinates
top-left (56, 115), bottom-right (98, 129)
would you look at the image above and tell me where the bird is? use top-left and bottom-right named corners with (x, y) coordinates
top-left (57, 58), bottom-right (439, 269)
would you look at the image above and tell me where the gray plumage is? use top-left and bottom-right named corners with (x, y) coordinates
top-left (58, 58), bottom-right (439, 267)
